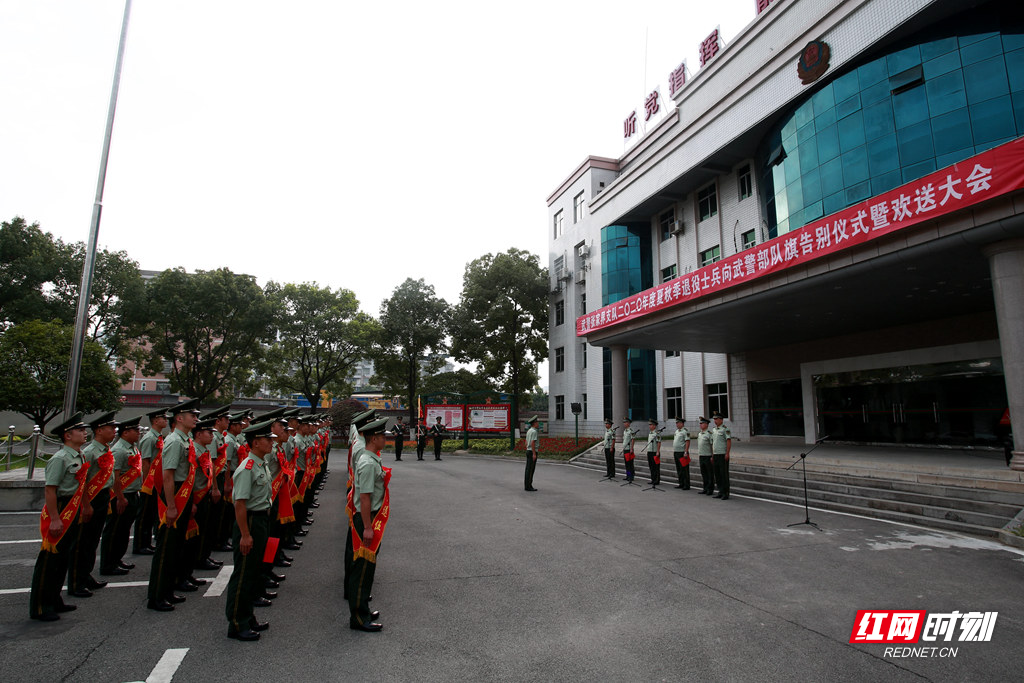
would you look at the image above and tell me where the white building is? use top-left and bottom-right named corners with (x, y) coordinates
top-left (547, 0), bottom-right (1024, 466)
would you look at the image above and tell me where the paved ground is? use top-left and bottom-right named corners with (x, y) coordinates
top-left (1, 454), bottom-right (1021, 682)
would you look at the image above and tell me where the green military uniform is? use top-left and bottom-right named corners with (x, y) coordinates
top-left (69, 412), bottom-right (118, 595)
top-left (672, 423), bottom-right (692, 489)
top-left (696, 419), bottom-right (715, 495)
top-left (711, 415), bottom-right (732, 500)
top-left (347, 417), bottom-right (389, 631)
top-left (225, 420), bottom-right (273, 640)
top-left (602, 421), bottom-right (616, 478)
top-left (622, 420), bottom-right (637, 482)
top-left (646, 421), bottom-right (662, 486)
top-left (99, 422), bottom-right (142, 575)
top-left (134, 412), bottom-right (165, 554)
top-left (524, 417), bottom-right (539, 491)
top-left (29, 413), bottom-right (88, 621)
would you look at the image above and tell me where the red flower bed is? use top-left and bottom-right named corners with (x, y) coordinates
top-left (513, 436), bottom-right (600, 457)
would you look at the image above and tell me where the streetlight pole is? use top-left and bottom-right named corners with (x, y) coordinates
top-left (63, 0), bottom-right (133, 417)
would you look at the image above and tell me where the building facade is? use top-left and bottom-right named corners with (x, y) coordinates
top-left (547, 0), bottom-right (1024, 466)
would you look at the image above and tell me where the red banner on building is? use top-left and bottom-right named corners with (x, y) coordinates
top-left (578, 138), bottom-right (1024, 338)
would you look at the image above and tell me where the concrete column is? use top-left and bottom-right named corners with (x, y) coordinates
top-left (983, 239), bottom-right (1024, 469)
top-left (611, 346), bottom-right (628, 422)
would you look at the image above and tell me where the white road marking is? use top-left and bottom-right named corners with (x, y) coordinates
top-left (0, 580), bottom-right (148, 596)
top-left (144, 648), bottom-right (189, 683)
top-left (0, 538), bottom-right (44, 544)
top-left (203, 564), bottom-right (232, 598)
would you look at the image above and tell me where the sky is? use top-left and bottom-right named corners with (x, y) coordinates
top-left (1, 0), bottom-right (756, 389)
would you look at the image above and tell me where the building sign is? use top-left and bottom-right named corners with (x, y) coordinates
top-left (624, 110), bottom-right (637, 139)
top-left (668, 61), bottom-right (687, 98)
top-left (426, 404), bottom-right (463, 430)
top-left (699, 27), bottom-right (722, 67)
top-left (577, 138), bottom-right (1024, 338)
top-left (467, 404), bottom-right (511, 432)
top-left (756, 0), bottom-right (781, 14)
top-left (798, 40), bottom-right (831, 85)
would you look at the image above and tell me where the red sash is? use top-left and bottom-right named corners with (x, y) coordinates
top-left (297, 447), bottom-right (315, 499)
top-left (194, 451), bottom-right (214, 502)
top-left (348, 464), bottom-right (391, 563)
top-left (39, 461), bottom-right (90, 553)
top-left (158, 440), bottom-right (196, 531)
top-left (116, 453), bottom-right (143, 491)
top-left (140, 435), bottom-right (164, 495)
top-left (85, 449), bottom-right (114, 501)
top-left (212, 440), bottom-right (228, 477)
top-left (272, 451), bottom-right (295, 524)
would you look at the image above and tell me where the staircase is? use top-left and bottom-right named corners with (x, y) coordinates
top-left (569, 443), bottom-right (1024, 539)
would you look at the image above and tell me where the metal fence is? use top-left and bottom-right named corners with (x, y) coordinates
top-left (3, 425), bottom-right (64, 479)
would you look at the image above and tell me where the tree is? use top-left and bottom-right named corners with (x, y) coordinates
top-left (0, 320), bottom-right (121, 430)
top-left (450, 249), bottom-right (548, 429)
top-left (526, 388), bottom-right (549, 411)
top-left (0, 217), bottom-right (63, 326)
top-left (144, 268), bottom-right (276, 402)
top-left (419, 368), bottom-right (494, 396)
top-left (373, 278), bottom-right (450, 422)
top-left (264, 282), bottom-right (378, 409)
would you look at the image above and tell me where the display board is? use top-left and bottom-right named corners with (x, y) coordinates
top-left (466, 404), bottom-right (510, 432)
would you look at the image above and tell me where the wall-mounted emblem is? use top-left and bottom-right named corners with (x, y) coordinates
top-left (797, 39), bottom-right (830, 85)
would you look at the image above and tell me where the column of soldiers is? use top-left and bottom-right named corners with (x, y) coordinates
top-left (28, 399), bottom-right (335, 636)
top-left (601, 412), bottom-right (731, 496)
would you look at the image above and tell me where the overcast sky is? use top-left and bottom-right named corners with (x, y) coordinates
top-left (1, 0), bottom-right (755, 389)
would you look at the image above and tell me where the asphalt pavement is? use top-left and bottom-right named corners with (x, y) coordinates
top-left (1, 454), bottom-right (1021, 682)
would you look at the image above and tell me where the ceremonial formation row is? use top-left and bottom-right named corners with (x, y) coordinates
top-left (28, 400), bottom-right (333, 641)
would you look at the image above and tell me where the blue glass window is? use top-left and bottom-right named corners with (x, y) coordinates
top-left (970, 95), bottom-right (1017, 144)
top-left (1004, 47), bottom-right (1024, 93)
top-left (926, 70), bottom-right (967, 116)
top-left (924, 50), bottom-right (961, 79)
top-left (838, 111), bottom-right (866, 152)
top-left (931, 107), bottom-right (973, 155)
top-left (867, 133), bottom-right (900, 175)
top-left (841, 146), bottom-right (869, 186)
top-left (887, 45), bottom-right (922, 75)
top-left (921, 36), bottom-right (958, 61)
top-left (863, 100), bottom-right (895, 140)
top-left (964, 56), bottom-right (1010, 103)
top-left (897, 120), bottom-right (935, 165)
top-left (893, 86), bottom-right (930, 128)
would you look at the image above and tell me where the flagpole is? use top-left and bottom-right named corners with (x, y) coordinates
top-left (63, 0), bottom-right (133, 417)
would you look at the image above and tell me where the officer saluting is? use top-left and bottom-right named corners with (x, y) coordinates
top-left (621, 417), bottom-right (636, 483)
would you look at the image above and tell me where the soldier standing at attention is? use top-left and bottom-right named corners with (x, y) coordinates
top-left (100, 416), bottom-right (143, 576)
top-left (135, 407), bottom-right (167, 555)
top-left (672, 418), bottom-right (692, 490)
top-left (696, 417), bottom-right (715, 496)
top-left (524, 415), bottom-right (539, 492)
top-left (392, 416), bottom-right (406, 461)
top-left (429, 417), bottom-right (445, 460)
top-left (69, 411), bottom-right (118, 598)
top-left (147, 398), bottom-right (201, 612)
top-left (225, 419), bottom-right (274, 641)
top-left (602, 418), bottom-right (616, 479)
top-left (414, 418), bottom-right (427, 460)
top-left (29, 413), bottom-right (90, 621)
top-left (646, 419), bottom-right (662, 486)
top-left (621, 417), bottom-right (636, 483)
top-left (347, 418), bottom-right (391, 632)
top-left (711, 412), bottom-right (732, 500)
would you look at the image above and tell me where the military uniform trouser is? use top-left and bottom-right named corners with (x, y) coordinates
top-left (134, 490), bottom-right (157, 552)
top-left (603, 447), bottom-right (616, 477)
top-left (624, 452), bottom-right (635, 481)
top-left (346, 512), bottom-right (379, 626)
top-left (147, 485), bottom-right (193, 602)
top-left (264, 496), bottom-right (283, 575)
top-left (647, 452), bottom-right (661, 485)
top-left (416, 439), bottom-right (426, 459)
top-left (713, 454), bottom-right (730, 498)
top-left (225, 511), bottom-right (269, 632)
top-left (524, 450), bottom-right (537, 490)
top-left (29, 499), bottom-right (76, 619)
top-left (101, 491), bottom-right (139, 571)
top-left (699, 455), bottom-right (715, 494)
top-left (69, 489), bottom-right (109, 591)
top-left (674, 452), bottom-right (691, 489)
top-left (433, 437), bottom-right (442, 459)
top-left (394, 437), bottom-right (403, 460)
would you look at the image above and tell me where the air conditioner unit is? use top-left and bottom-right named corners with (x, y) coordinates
top-left (575, 270), bottom-right (586, 285)
top-left (670, 220), bottom-right (685, 236)
top-left (577, 244), bottom-right (590, 259)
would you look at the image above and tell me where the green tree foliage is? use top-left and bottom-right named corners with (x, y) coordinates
top-left (145, 268), bottom-right (276, 402)
top-left (419, 368), bottom-right (494, 397)
top-left (0, 320), bottom-right (121, 430)
top-left (526, 388), bottom-right (549, 412)
top-left (264, 282), bottom-right (378, 409)
top-left (450, 249), bottom-right (548, 422)
top-left (0, 217), bottom-right (63, 325)
top-left (373, 278), bottom-right (450, 422)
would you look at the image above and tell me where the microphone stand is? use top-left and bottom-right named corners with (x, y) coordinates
top-left (785, 435), bottom-right (829, 531)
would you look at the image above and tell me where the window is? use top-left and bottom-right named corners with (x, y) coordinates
top-left (581, 342), bottom-right (587, 369)
top-left (698, 184), bottom-right (718, 221)
top-left (573, 192), bottom-right (585, 223)
top-left (741, 229), bottom-right (757, 250)
top-left (666, 387), bottom-right (682, 420)
top-left (555, 347), bottom-right (565, 372)
top-left (707, 382), bottom-right (729, 418)
top-left (661, 264), bottom-right (677, 283)
top-left (141, 381), bottom-right (147, 391)
top-left (666, 349), bottom-right (680, 357)
top-left (659, 209), bottom-right (675, 241)
top-left (582, 393), bottom-right (588, 420)
top-left (555, 395), bottom-right (565, 420)
top-left (553, 210), bottom-right (564, 239)
top-left (553, 255), bottom-right (565, 281)
top-left (580, 291), bottom-right (586, 314)
top-left (554, 300), bottom-right (564, 326)
top-left (738, 165), bottom-right (753, 200)
top-left (700, 246), bottom-right (721, 267)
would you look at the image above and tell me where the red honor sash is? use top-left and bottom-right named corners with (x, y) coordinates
top-left (194, 451), bottom-right (214, 502)
top-left (39, 461), bottom-right (90, 553)
top-left (158, 440), bottom-right (197, 530)
top-left (140, 435), bottom-right (164, 495)
top-left (85, 449), bottom-right (114, 501)
top-left (272, 451), bottom-right (295, 524)
top-left (116, 452), bottom-right (143, 491)
top-left (348, 465), bottom-right (392, 563)
top-left (213, 441), bottom-right (228, 477)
